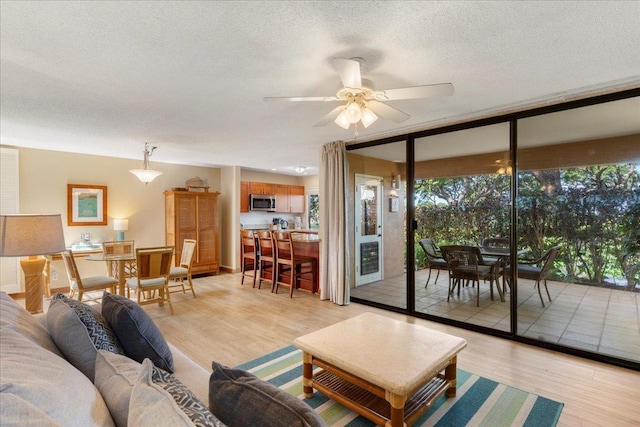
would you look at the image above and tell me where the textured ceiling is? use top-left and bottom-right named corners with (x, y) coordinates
top-left (1, 1), bottom-right (639, 175)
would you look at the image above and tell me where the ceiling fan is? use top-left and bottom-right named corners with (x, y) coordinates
top-left (264, 57), bottom-right (454, 133)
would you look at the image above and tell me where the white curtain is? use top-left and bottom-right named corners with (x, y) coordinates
top-left (319, 141), bottom-right (350, 305)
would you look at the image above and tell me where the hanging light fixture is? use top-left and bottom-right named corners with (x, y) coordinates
top-left (129, 143), bottom-right (162, 184)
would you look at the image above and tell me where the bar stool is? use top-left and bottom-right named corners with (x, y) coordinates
top-left (256, 230), bottom-right (275, 290)
top-left (240, 230), bottom-right (259, 287)
top-left (273, 232), bottom-right (316, 298)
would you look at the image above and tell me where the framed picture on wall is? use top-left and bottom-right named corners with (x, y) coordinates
top-left (67, 184), bottom-right (107, 226)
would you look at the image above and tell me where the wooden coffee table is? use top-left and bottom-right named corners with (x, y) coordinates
top-left (294, 313), bottom-right (467, 427)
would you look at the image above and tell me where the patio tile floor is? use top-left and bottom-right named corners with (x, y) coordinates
top-left (350, 268), bottom-right (639, 363)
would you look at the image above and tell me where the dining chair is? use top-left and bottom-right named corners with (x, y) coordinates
top-left (273, 232), bottom-right (316, 298)
top-left (61, 250), bottom-right (118, 302)
top-left (256, 230), bottom-right (275, 290)
top-left (479, 237), bottom-right (510, 265)
top-left (418, 238), bottom-right (448, 287)
top-left (240, 230), bottom-right (259, 287)
top-left (125, 246), bottom-right (175, 314)
top-left (440, 245), bottom-right (500, 307)
top-left (102, 240), bottom-right (136, 278)
top-left (168, 239), bottom-right (197, 297)
top-left (504, 245), bottom-right (561, 307)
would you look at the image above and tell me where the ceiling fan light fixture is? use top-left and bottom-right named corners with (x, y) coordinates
top-left (360, 107), bottom-right (378, 128)
top-left (334, 110), bottom-right (351, 129)
top-left (345, 102), bottom-right (362, 123)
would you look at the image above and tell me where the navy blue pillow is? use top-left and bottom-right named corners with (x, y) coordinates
top-left (101, 292), bottom-right (174, 373)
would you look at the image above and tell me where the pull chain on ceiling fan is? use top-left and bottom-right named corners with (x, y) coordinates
top-left (264, 57), bottom-right (454, 137)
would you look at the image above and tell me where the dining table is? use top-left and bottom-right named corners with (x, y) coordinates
top-left (478, 246), bottom-right (529, 298)
top-left (84, 253), bottom-right (136, 296)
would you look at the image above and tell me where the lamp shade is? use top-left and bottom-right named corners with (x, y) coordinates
top-left (129, 168), bottom-right (163, 183)
top-left (0, 214), bottom-right (66, 257)
top-left (113, 219), bottom-right (129, 231)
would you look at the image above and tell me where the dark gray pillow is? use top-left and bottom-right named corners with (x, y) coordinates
top-left (101, 292), bottom-right (174, 373)
top-left (152, 365), bottom-right (226, 427)
top-left (208, 362), bottom-right (326, 427)
top-left (46, 293), bottom-right (125, 381)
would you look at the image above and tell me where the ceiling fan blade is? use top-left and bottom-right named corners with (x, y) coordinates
top-left (333, 58), bottom-right (362, 89)
top-left (374, 83), bottom-right (454, 101)
top-left (366, 100), bottom-right (410, 123)
top-left (313, 105), bottom-right (345, 127)
top-left (263, 95), bottom-right (339, 102)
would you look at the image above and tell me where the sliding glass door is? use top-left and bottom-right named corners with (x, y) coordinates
top-left (413, 123), bottom-right (511, 331)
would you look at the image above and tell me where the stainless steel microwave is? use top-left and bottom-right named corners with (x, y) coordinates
top-left (250, 194), bottom-right (276, 212)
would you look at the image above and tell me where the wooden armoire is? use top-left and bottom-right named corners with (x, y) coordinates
top-left (164, 190), bottom-right (220, 275)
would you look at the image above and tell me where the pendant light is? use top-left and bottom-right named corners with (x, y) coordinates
top-left (129, 143), bottom-right (162, 184)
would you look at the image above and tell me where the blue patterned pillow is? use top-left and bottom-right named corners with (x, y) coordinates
top-left (152, 365), bottom-right (225, 427)
top-left (47, 293), bottom-right (124, 381)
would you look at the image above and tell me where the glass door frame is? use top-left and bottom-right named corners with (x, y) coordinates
top-left (347, 87), bottom-right (640, 371)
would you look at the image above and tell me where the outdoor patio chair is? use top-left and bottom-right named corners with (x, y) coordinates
top-left (504, 245), bottom-right (561, 307)
top-left (418, 238), bottom-right (448, 287)
top-left (440, 245), bottom-right (502, 307)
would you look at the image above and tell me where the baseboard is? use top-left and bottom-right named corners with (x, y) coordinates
top-left (219, 266), bottom-right (238, 274)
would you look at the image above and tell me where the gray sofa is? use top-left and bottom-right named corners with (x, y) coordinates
top-left (0, 291), bottom-right (327, 427)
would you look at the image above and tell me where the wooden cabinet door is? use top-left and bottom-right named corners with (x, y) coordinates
top-left (274, 184), bottom-right (289, 213)
top-left (249, 182), bottom-right (263, 194)
top-left (174, 195), bottom-right (198, 265)
top-left (196, 194), bottom-right (218, 270)
top-left (262, 183), bottom-right (275, 195)
top-left (289, 186), bottom-right (305, 213)
top-left (240, 181), bottom-right (249, 212)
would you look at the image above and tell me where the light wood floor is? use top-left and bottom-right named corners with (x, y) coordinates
top-left (76, 272), bottom-right (640, 426)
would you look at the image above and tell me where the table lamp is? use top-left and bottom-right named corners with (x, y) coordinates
top-left (0, 214), bottom-right (66, 314)
top-left (113, 219), bottom-right (128, 241)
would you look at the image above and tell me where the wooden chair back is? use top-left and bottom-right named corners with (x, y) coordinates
top-left (135, 247), bottom-right (173, 281)
top-left (102, 240), bottom-right (135, 256)
top-left (61, 250), bottom-right (82, 288)
top-left (179, 239), bottom-right (197, 269)
top-left (257, 230), bottom-right (274, 261)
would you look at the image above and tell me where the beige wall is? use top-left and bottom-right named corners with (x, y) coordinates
top-left (3, 145), bottom-right (221, 291)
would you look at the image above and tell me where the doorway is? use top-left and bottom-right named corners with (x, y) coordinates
top-left (354, 174), bottom-right (383, 286)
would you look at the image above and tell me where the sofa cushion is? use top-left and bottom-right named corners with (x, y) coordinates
top-left (102, 291), bottom-right (174, 373)
top-left (208, 361), bottom-right (326, 427)
top-left (46, 294), bottom-right (125, 381)
top-left (129, 359), bottom-right (225, 427)
top-left (0, 327), bottom-right (115, 426)
top-left (95, 350), bottom-right (142, 427)
top-left (0, 291), bottom-right (62, 357)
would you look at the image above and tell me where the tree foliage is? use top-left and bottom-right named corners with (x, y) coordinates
top-left (415, 164), bottom-right (639, 290)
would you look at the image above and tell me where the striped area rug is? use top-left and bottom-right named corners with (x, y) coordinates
top-left (236, 345), bottom-right (563, 427)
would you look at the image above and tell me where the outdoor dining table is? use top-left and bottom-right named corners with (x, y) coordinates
top-left (84, 253), bottom-right (136, 296)
top-left (478, 246), bottom-right (529, 298)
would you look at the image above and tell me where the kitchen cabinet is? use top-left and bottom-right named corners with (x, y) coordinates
top-left (250, 182), bottom-right (274, 195)
top-left (275, 184), bottom-right (305, 213)
top-left (165, 190), bottom-right (220, 275)
top-left (240, 181), bottom-right (249, 213)
top-left (289, 185), bottom-right (305, 213)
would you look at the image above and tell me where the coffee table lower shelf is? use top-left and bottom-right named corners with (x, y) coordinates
top-left (311, 368), bottom-right (450, 427)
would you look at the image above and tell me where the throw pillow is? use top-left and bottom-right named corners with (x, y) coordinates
top-left (0, 327), bottom-right (115, 427)
top-left (94, 350), bottom-right (143, 427)
top-left (46, 294), bottom-right (125, 381)
top-left (128, 359), bottom-right (225, 427)
top-left (208, 361), bottom-right (327, 427)
top-left (101, 291), bottom-right (174, 373)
